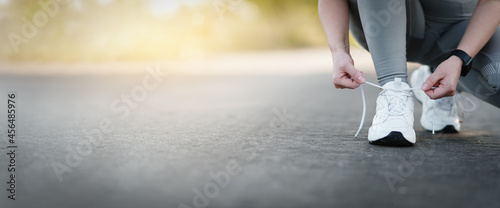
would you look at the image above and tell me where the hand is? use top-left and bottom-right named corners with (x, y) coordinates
top-left (421, 56), bottom-right (463, 99)
top-left (332, 52), bottom-right (365, 89)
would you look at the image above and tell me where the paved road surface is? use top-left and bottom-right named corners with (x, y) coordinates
top-left (0, 72), bottom-right (499, 208)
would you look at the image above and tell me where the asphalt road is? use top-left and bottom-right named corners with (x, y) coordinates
top-left (0, 72), bottom-right (499, 208)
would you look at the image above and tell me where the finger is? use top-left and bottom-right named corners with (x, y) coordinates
top-left (345, 64), bottom-right (365, 84)
top-left (421, 72), bottom-right (442, 91)
top-left (340, 79), bottom-right (361, 89)
top-left (425, 83), bottom-right (456, 99)
top-left (334, 74), bottom-right (360, 89)
top-left (334, 78), bottom-right (360, 89)
top-left (425, 87), bottom-right (448, 99)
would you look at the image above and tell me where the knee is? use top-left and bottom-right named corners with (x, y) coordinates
top-left (475, 54), bottom-right (500, 94)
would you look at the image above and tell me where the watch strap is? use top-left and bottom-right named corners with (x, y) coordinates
top-left (449, 49), bottom-right (473, 77)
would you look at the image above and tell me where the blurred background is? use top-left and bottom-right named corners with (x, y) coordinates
top-left (0, 0), bottom-right (331, 61)
top-left (0, 0), bottom-right (367, 75)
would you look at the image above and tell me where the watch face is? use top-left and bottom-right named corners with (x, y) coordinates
top-left (464, 56), bottom-right (473, 66)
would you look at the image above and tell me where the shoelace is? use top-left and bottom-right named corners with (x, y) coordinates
top-left (383, 87), bottom-right (413, 116)
top-left (354, 81), bottom-right (478, 138)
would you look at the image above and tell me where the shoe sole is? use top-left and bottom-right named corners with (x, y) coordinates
top-left (423, 125), bottom-right (458, 133)
top-left (442, 125), bottom-right (459, 133)
top-left (369, 131), bottom-right (414, 147)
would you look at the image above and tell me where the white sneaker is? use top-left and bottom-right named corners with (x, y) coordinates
top-left (368, 78), bottom-right (416, 146)
top-left (410, 65), bottom-right (460, 132)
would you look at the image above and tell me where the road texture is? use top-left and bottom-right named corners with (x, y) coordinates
top-left (0, 70), bottom-right (499, 208)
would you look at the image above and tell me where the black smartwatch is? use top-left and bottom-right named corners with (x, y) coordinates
top-left (449, 49), bottom-right (473, 77)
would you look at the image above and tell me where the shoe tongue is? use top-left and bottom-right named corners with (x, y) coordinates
top-left (394, 78), bottom-right (401, 89)
top-left (381, 78), bottom-right (410, 90)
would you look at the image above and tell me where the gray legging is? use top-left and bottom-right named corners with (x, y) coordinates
top-left (348, 0), bottom-right (500, 108)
